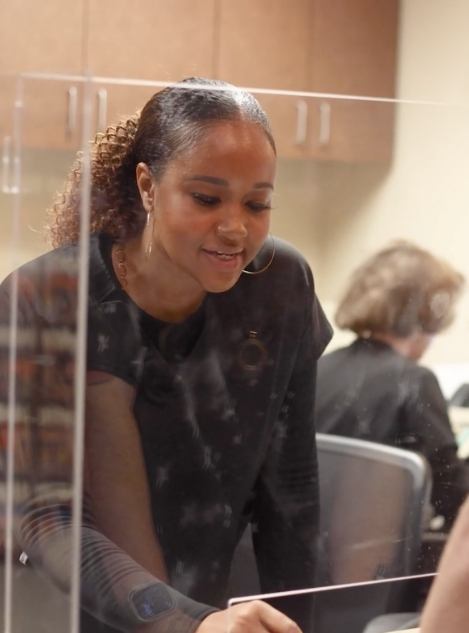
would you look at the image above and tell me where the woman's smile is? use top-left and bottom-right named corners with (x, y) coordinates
top-left (200, 247), bottom-right (245, 272)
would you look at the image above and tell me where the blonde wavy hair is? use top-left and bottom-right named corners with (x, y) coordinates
top-left (335, 241), bottom-right (465, 337)
top-left (47, 77), bottom-right (275, 248)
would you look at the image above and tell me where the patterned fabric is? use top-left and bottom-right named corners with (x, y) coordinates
top-left (0, 234), bottom-right (332, 631)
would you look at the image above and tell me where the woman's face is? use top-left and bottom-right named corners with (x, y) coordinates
top-left (141, 119), bottom-right (276, 294)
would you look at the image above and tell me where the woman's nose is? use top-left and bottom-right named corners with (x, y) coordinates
top-left (215, 208), bottom-right (248, 240)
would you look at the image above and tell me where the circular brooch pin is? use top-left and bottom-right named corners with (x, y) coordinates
top-left (238, 330), bottom-right (268, 373)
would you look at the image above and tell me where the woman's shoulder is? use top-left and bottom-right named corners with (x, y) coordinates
top-left (406, 361), bottom-right (443, 392)
top-left (0, 236), bottom-right (106, 319)
top-left (1, 242), bottom-right (78, 283)
top-left (231, 237), bottom-right (332, 352)
top-left (1, 234), bottom-right (106, 286)
top-left (254, 236), bottom-right (316, 291)
top-left (272, 236), bottom-right (312, 270)
top-left (233, 237), bottom-right (317, 313)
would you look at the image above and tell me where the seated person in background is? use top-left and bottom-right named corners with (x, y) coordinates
top-left (316, 241), bottom-right (469, 530)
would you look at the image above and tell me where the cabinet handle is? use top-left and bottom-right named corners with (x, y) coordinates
top-left (318, 102), bottom-right (331, 146)
top-left (96, 88), bottom-right (108, 133)
top-left (2, 136), bottom-right (11, 194)
top-left (66, 86), bottom-right (78, 139)
top-left (295, 99), bottom-right (308, 146)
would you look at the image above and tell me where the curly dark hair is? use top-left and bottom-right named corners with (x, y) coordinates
top-left (335, 241), bottom-right (465, 337)
top-left (47, 77), bottom-right (276, 247)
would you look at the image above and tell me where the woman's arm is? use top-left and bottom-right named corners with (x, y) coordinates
top-left (84, 371), bottom-right (168, 581)
top-left (18, 355), bottom-right (297, 632)
top-left (18, 370), bottom-right (218, 632)
top-left (82, 369), bottom-right (303, 633)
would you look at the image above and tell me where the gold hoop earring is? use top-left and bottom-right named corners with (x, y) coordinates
top-left (145, 211), bottom-right (153, 257)
top-left (242, 235), bottom-right (275, 276)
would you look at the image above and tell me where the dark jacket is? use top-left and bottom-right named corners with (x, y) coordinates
top-left (316, 337), bottom-right (469, 527)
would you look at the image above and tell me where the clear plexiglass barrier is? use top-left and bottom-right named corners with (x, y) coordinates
top-left (227, 574), bottom-right (434, 633)
top-left (1, 73), bottom-right (469, 633)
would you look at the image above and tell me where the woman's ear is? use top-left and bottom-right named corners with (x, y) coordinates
top-left (136, 162), bottom-right (155, 212)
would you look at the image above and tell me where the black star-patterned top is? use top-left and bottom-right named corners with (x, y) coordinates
top-left (0, 233), bottom-right (332, 632)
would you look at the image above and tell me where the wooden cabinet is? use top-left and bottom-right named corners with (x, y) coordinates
top-left (0, 76), bottom-right (16, 196)
top-left (19, 78), bottom-right (85, 151)
top-left (86, 0), bottom-right (217, 82)
top-left (306, 0), bottom-right (398, 162)
top-left (310, 0), bottom-right (398, 98)
top-left (0, 0), bottom-right (85, 151)
top-left (85, 0), bottom-right (219, 140)
top-left (217, 0), bottom-right (399, 162)
top-left (0, 0), bottom-right (217, 150)
top-left (0, 0), bottom-right (398, 162)
top-left (217, 0), bottom-right (312, 91)
top-left (87, 83), bottom-right (156, 140)
top-left (258, 94), bottom-right (394, 163)
top-left (0, 0), bottom-right (84, 75)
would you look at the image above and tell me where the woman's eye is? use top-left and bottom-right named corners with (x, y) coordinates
top-left (247, 201), bottom-right (271, 213)
top-left (192, 192), bottom-right (219, 206)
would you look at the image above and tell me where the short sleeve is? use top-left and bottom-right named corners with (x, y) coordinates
top-left (311, 292), bottom-right (333, 360)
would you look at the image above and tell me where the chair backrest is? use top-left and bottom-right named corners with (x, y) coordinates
top-left (226, 433), bottom-right (432, 599)
top-left (316, 433), bottom-right (432, 585)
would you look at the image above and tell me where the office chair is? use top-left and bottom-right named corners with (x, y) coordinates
top-left (316, 433), bottom-right (432, 585)
top-left (315, 434), bottom-right (433, 633)
top-left (227, 433), bottom-right (431, 633)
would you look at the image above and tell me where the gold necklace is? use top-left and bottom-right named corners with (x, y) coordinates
top-left (112, 243), bottom-right (128, 288)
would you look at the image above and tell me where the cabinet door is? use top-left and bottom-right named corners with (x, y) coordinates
top-left (87, 0), bottom-right (217, 81)
top-left (88, 82), bottom-right (157, 141)
top-left (0, 0), bottom-right (84, 75)
top-left (311, 0), bottom-right (399, 98)
top-left (0, 0), bottom-right (86, 153)
top-left (20, 78), bottom-right (85, 151)
top-left (307, 0), bottom-right (398, 163)
top-left (0, 77), bottom-right (85, 152)
top-left (307, 97), bottom-right (395, 163)
top-left (217, 0), bottom-right (313, 159)
top-left (217, 0), bottom-right (312, 90)
top-left (257, 94), bottom-right (318, 160)
top-left (0, 76), bottom-right (16, 192)
top-left (259, 94), bottom-right (394, 163)
top-left (16, 77), bottom-right (86, 262)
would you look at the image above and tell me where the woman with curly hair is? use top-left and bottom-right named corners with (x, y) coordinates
top-left (316, 241), bottom-right (468, 530)
top-left (0, 78), bottom-right (331, 632)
